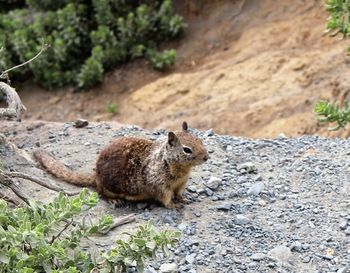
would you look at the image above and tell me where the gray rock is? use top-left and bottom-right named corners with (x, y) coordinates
top-left (251, 253), bottom-right (266, 261)
top-left (235, 214), bottom-right (250, 225)
top-left (237, 162), bottom-right (257, 174)
top-left (206, 177), bottom-right (221, 190)
top-left (268, 245), bottom-right (293, 263)
top-left (339, 220), bottom-right (348, 230)
top-left (205, 188), bottom-right (214, 196)
top-left (344, 227), bottom-right (350, 235)
top-left (290, 241), bottom-right (303, 252)
top-left (163, 215), bottom-right (176, 225)
top-left (247, 182), bottom-right (264, 196)
top-left (337, 267), bottom-right (348, 273)
top-left (159, 263), bottom-right (177, 273)
top-left (177, 223), bottom-right (188, 231)
top-left (302, 256), bottom-right (311, 263)
top-left (185, 253), bottom-right (196, 264)
top-left (216, 202), bottom-right (232, 211)
top-left (187, 185), bottom-right (197, 193)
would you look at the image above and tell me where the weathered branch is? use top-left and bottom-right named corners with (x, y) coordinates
top-left (0, 171), bottom-right (30, 205)
top-left (0, 81), bottom-right (26, 119)
top-left (0, 167), bottom-right (80, 206)
top-left (5, 171), bottom-right (80, 196)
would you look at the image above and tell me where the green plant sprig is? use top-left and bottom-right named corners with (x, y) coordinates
top-left (314, 100), bottom-right (350, 130)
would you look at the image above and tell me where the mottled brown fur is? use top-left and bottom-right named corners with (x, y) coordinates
top-left (34, 122), bottom-right (209, 208)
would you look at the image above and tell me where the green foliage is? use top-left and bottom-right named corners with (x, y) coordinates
top-left (314, 1), bottom-right (350, 130)
top-left (147, 49), bottom-right (177, 70)
top-left (106, 102), bottom-right (118, 115)
top-left (104, 223), bottom-right (180, 272)
top-left (0, 189), bottom-right (180, 272)
top-left (325, 0), bottom-right (350, 48)
top-left (0, 0), bottom-right (186, 89)
top-left (314, 100), bottom-right (350, 130)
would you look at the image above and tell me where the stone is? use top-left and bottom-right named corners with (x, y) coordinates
top-left (251, 253), bottom-right (266, 261)
top-left (185, 253), bottom-right (196, 264)
top-left (337, 267), bottom-right (348, 273)
top-left (268, 245), bottom-right (293, 263)
top-left (291, 241), bottom-right (303, 252)
top-left (73, 119), bottom-right (89, 128)
top-left (339, 220), bottom-right (348, 230)
top-left (216, 202), bottom-right (232, 211)
top-left (159, 263), bottom-right (177, 273)
top-left (235, 214), bottom-right (250, 225)
top-left (344, 227), bottom-right (350, 235)
top-left (237, 162), bottom-right (257, 174)
top-left (187, 185), bottom-right (197, 193)
top-left (247, 182), bottom-right (264, 196)
top-left (206, 177), bottom-right (221, 190)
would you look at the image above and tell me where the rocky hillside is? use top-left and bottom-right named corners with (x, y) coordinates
top-left (17, 0), bottom-right (350, 138)
top-left (1, 120), bottom-right (349, 272)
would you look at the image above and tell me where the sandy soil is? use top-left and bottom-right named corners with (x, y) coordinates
top-left (13, 0), bottom-right (350, 138)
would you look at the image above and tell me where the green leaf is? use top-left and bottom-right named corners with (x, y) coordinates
top-left (0, 251), bottom-right (9, 264)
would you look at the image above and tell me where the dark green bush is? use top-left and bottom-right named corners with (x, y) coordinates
top-left (0, 0), bottom-right (186, 89)
top-left (147, 49), bottom-right (177, 70)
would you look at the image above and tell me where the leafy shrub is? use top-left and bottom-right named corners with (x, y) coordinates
top-left (147, 49), bottom-right (177, 70)
top-left (325, 0), bottom-right (350, 54)
top-left (0, 189), bottom-right (180, 272)
top-left (314, 100), bottom-right (350, 130)
top-left (314, 1), bottom-right (350, 129)
top-left (0, 0), bottom-right (186, 89)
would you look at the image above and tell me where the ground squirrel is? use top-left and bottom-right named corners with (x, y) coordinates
top-left (34, 122), bottom-right (209, 208)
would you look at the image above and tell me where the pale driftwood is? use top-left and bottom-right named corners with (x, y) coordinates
top-left (0, 81), bottom-right (26, 119)
top-left (5, 171), bottom-right (81, 196)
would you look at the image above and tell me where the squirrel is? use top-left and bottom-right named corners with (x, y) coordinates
top-left (34, 122), bottom-right (209, 208)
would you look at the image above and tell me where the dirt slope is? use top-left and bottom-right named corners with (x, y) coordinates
top-left (17, 0), bottom-right (350, 138)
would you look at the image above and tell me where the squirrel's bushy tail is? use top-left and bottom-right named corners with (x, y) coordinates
top-left (34, 150), bottom-right (95, 186)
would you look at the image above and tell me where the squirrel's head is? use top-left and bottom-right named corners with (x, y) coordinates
top-left (164, 122), bottom-right (209, 166)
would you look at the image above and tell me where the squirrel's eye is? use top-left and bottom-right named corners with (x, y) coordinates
top-left (183, 147), bottom-right (193, 154)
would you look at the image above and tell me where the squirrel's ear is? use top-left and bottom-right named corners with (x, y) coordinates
top-left (168, 132), bottom-right (180, 146)
top-left (182, 121), bottom-right (188, 131)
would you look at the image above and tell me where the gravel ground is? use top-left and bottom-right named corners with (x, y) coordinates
top-left (1, 121), bottom-right (350, 273)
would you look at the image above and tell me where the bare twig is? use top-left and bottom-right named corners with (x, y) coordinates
top-left (0, 43), bottom-right (49, 81)
top-left (50, 219), bottom-right (74, 244)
